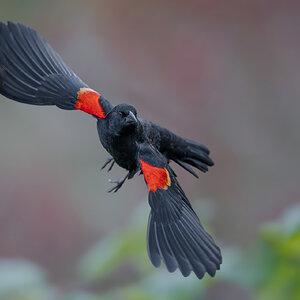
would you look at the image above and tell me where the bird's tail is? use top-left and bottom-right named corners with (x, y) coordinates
top-left (172, 138), bottom-right (214, 178)
top-left (0, 21), bottom-right (87, 109)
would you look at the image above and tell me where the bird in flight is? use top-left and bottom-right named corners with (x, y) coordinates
top-left (0, 22), bottom-right (222, 279)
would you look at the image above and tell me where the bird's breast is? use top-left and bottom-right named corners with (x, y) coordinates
top-left (108, 135), bottom-right (138, 171)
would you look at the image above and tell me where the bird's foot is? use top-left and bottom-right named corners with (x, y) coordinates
top-left (107, 174), bottom-right (128, 193)
top-left (101, 157), bottom-right (115, 172)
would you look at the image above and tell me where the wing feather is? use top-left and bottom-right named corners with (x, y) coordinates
top-left (0, 22), bottom-right (114, 116)
top-left (139, 144), bottom-right (221, 279)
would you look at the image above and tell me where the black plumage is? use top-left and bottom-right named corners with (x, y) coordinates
top-left (0, 22), bottom-right (222, 278)
top-left (0, 21), bottom-right (84, 107)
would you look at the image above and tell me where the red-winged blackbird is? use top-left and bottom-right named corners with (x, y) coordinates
top-left (0, 22), bottom-right (221, 278)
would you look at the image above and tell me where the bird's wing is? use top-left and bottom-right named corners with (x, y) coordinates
top-left (140, 119), bottom-right (214, 178)
top-left (0, 21), bottom-right (113, 118)
top-left (138, 143), bottom-right (221, 279)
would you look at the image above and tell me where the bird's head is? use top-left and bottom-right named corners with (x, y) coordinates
top-left (105, 104), bottom-right (139, 135)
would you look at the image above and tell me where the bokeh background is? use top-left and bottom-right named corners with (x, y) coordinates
top-left (0, 1), bottom-right (300, 299)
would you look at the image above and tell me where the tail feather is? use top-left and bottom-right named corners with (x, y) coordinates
top-left (173, 159), bottom-right (199, 178)
top-left (182, 157), bottom-right (209, 173)
top-left (185, 138), bottom-right (210, 155)
top-left (175, 138), bottom-right (214, 176)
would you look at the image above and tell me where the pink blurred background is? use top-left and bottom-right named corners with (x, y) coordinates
top-left (0, 0), bottom-right (300, 298)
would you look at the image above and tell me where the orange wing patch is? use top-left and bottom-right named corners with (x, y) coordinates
top-left (140, 159), bottom-right (171, 192)
top-left (76, 87), bottom-right (106, 118)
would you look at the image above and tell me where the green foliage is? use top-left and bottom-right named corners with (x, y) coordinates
top-left (0, 259), bottom-right (48, 300)
top-left (1, 203), bottom-right (300, 299)
top-left (77, 202), bottom-right (151, 282)
top-left (77, 202), bottom-right (209, 300)
top-left (256, 204), bottom-right (300, 300)
top-left (219, 203), bottom-right (300, 300)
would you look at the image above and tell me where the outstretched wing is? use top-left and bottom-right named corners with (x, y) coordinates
top-left (138, 144), bottom-right (221, 279)
top-left (0, 21), bottom-right (113, 118)
top-left (140, 119), bottom-right (214, 178)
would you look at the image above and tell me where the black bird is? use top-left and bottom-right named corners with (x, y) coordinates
top-left (0, 22), bottom-right (222, 278)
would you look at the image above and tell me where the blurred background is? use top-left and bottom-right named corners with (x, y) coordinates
top-left (0, 1), bottom-right (300, 299)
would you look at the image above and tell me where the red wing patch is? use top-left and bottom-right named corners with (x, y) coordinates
top-left (75, 87), bottom-right (106, 118)
top-left (140, 159), bottom-right (171, 192)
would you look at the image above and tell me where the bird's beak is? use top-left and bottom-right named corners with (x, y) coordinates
top-left (128, 111), bottom-right (138, 123)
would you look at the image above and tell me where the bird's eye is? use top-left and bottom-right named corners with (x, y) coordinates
top-left (119, 111), bottom-right (126, 117)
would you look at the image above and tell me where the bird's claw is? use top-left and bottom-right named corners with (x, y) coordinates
top-left (108, 178), bottom-right (123, 184)
top-left (107, 178), bottom-right (125, 193)
top-left (101, 157), bottom-right (115, 172)
top-left (107, 173), bottom-right (130, 193)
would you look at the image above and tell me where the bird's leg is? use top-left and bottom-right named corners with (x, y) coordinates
top-left (101, 157), bottom-right (115, 172)
top-left (101, 157), bottom-right (113, 169)
top-left (107, 160), bottom-right (115, 172)
top-left (107, 172), bottom-right (130, 193)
